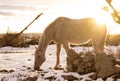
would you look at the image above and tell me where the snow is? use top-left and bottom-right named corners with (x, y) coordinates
top-left (0, 45), bottom-right (120, 81)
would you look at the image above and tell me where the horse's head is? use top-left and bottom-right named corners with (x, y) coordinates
top-left (34, 48), bottom-right (46, 70)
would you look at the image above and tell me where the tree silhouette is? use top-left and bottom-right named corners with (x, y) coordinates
top-left (106, 0), bottom-right (120, 24)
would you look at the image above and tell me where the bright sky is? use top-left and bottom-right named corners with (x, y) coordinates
top-left (0, 0), bottom-right (120, 34)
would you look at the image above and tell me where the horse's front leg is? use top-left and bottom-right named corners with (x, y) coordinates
top-left (62, 43), bottom-right (73, 71)
top-left (54, 43), bottom-right (62, 69)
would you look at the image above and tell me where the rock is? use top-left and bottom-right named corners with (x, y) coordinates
top-left (114, 65), bottom-right (120, 72)
top-left (23, 76), bottom-right (38, 81)
top-left (0, 69), bottom-right (9, 73)
top-left (45, 76), bottom-right (55, 80)
top-left (76, 52), bottom-right (95, 74)
top-left (67, 50), bottom-right (96, 74)
top-left (67, 49), bottom-right (78, 72)
top-left (62, 74), bottom-right (78, 81)
top-left (89, 73), bottom-right (97, 80)
top-left (95, 53), bottom-right (117, 79)
top-left (112, 73), bottom-right (120, 80)
top-left (9, 69), bottom-right (15, 73)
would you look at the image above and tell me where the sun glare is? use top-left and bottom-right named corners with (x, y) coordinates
top-left (93, 11), bottom-right (120, 34)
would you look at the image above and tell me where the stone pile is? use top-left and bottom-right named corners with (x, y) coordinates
top-left (67, 49), bottom-right (120, 79)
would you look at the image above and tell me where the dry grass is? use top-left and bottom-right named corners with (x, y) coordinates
top-left (106, 34), bottom-right (120, 46)
top-left (0, 32), bottom-right (41, 47)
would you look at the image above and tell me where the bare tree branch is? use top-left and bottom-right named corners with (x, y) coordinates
top-left (106, 0), bottom-right (120, 23)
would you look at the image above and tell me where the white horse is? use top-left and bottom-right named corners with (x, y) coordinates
top-left (34, 17), bottom-right (107, 70)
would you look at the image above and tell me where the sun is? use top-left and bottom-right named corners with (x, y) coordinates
top-left (90, 11), bottom-right (119, 35)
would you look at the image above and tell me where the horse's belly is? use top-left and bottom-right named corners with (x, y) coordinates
top-left (69, 37), bottom-right (91, 45)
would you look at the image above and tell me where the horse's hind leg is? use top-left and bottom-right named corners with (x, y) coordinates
top-left (92, 38), bottom-right (105, 53)
top-left (54, 43), bottom-right (62, 69)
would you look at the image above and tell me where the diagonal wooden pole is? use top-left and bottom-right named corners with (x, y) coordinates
top-left (16, 13), bottom-right (43, 37)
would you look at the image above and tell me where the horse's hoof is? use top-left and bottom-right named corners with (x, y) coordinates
top-left (34, 68), bottom-right (43, 71)
top-left (54, 65), bottom-right (64, 70)
top-left (34, 66), bottom-right (42, 71)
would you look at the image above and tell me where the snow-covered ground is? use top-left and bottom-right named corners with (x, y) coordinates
top-left (0, 45), bottom-right (120, 81)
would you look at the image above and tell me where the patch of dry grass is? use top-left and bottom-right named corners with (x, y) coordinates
top-left (0, 32), bottom-right (41, 47)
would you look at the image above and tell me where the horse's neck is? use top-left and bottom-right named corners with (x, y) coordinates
top-left (37, 29), bottom-right (53, 52)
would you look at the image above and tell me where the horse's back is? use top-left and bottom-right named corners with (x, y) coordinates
top-left (54, 17), bottom-right (106, 34)
top-left (52, 17), bottom-right (107, 44)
